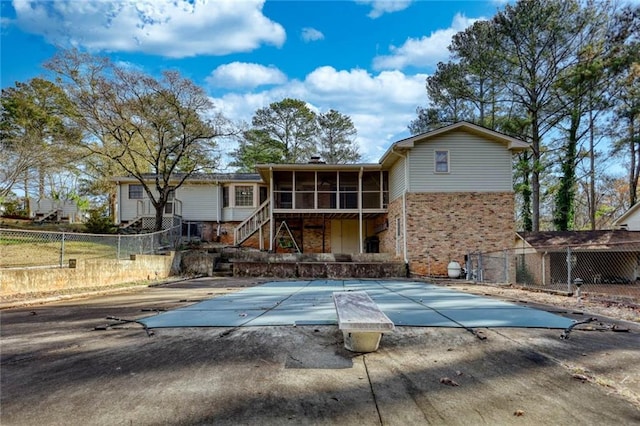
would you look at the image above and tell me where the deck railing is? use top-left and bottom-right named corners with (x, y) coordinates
top-left (234, 199), bottom-right (270, 246)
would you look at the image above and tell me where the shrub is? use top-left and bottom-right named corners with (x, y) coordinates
top-left (84, 209), bottom-right (116, 234)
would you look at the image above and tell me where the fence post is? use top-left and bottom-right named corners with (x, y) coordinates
top-left (60, 232), bottom-right (65, 267)
top-left (504, 249), bottom-right (509, 283)
top-left (566, 247), bottom-right (572, 293)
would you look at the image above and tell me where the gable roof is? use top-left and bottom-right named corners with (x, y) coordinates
top-left (379, 121), bottom-right (530, 167)
top-left (613, 202), bottom-right (640, 228)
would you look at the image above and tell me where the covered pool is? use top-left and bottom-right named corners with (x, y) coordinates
top-left (139, 280), bottom-right (575, 330)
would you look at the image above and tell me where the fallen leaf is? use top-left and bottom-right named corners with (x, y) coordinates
top-left (572, 373), bottom-right (589, 382)
top-left (440, 377), bottom-right (459, 386)
top-left (514, 410), bottom-right (525, 416)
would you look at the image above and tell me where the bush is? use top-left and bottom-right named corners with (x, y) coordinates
top-left (84, 209), bottom-right (116, 234)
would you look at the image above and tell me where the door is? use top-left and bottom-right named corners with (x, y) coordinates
top-left (331, 219), bottom-right (360, 254)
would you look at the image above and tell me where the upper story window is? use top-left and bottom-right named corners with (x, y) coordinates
top-left (128, 184), bottom-right (144, 199)
top-left (235, 185), bottom-right (253, 207)
top-left (435, 150), bottom-right (449, 173)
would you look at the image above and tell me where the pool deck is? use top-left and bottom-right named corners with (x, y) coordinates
top-left (1, 277), bottom-right (638, 425)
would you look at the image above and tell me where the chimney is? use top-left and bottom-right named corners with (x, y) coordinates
top-left (308, 156), bottom-right (325, 164)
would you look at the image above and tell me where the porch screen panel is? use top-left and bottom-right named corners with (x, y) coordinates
top-left (339, 172), bottom-right (358, 209)
top-left (274, 171), bottom-right (293, 209)
top-left (362, 171), bottom-right (382, 209)
top-left (318, 172), bottom-right (337, 209)
top-left (295, 171), bottom-right (315, 209)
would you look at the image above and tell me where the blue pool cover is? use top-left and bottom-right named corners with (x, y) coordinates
top-left (139, 280), bottom-right (575, 329)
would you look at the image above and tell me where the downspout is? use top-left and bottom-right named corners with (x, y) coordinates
top-left (114, 182), bottom-right (121, 225)
top-left (216, 181), bottom-right (221, 239)
top-left (359, 167), bottom-right (364, 254)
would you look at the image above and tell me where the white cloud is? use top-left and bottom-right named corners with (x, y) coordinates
top-left (210, 66), bottom-right (428, 162)
top-left (301, 27), bottom-right (324, 42)
top-left (207, 62), bottom-right (287, 89)
top-left (373, 13), bottom-right (480, 70)
top-left (356, 0), bottom-right (413, 19)
top-left (11, 0), bottom-right (286, 58)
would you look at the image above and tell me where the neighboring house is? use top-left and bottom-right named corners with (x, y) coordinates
top-left (29, 198), bottom-right (83, 224)
top-left (613, 203), bottom-right (640, 230)
top-left (113, 121), bottom-right (529, 276)
top-left (515, 231), bottom-right (640, 286)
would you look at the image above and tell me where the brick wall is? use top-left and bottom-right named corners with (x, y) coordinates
top-left (405, 192), bottom-right (515, 277)
top-left (380, 197), bottom-right (402, 259)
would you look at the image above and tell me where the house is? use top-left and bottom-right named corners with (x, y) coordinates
top-left (113, 121), bottom-right (529, 276)
top-left (515, 231), bottom-right (640, 286)
top-left (614, 203), bottom-right (640, 230)
top-left (28, 197), bottom-right (83, 224)
top-left (113, 173), bottom-right (265, 242)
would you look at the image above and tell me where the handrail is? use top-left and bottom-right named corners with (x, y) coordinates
top-left (234, 199), bottom-right (270, 245)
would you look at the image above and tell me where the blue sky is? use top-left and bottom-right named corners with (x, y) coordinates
top-left (1, 0), bottom-right (508, 164)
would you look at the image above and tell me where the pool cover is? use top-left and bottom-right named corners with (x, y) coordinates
top-left (139, 280), bottom-right (575, 329)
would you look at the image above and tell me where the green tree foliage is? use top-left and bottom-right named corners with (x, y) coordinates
top-left (0, 78), bottom-right (81, 202)
top-left (45, 49), bottom-right (230, 231)
top-left (317, 109), bottom-right (361, 164)
top-left (411, 0), bottom-right (636, 231)
top-left (232, 99), bottom-right (361, 170)
top-left (609, 4), bottom-right (640, 208)
top-left (251, 98), bottom-right (318, 163)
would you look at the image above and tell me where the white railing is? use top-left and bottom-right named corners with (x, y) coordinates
top-left (234, 199), bottom-right (270, 245)
top-left (136, 199), bottom-right (183, 217)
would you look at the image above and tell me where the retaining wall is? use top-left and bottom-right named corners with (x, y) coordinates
top-left (0, 252), bottom-right (178, 299)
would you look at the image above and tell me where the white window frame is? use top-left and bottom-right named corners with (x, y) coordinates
top-left (234, 185), bottom-right (254, 207)
top-left (435, 150), bottom-right (450, 173)
top-left (128, 184), bottom-right (144, 199)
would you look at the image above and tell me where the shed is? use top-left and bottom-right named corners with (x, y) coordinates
top-left (515, 230), bottom-right (640, 286)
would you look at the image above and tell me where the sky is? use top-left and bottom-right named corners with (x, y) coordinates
top-left (0, 0), bottom-right (510, 166)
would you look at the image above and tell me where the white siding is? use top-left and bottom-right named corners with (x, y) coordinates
top-left (619, 209), bottom-right (640, 231)
top-left (389, 155), bottom-right (406, 201)
top-left (120, 184), bottom-right (142, 222)
top-left (222, 207), bottom-right (254, 222)
top-left (408, 130), bottom-right (513, 192)
top-left (176, 184), bottom-right (219, 221)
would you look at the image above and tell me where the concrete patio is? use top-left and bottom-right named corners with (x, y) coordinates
top-left (1, 277), bottom-right (638, 425)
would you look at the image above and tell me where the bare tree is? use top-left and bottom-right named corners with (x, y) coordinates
top-left (46, 49), bottom-right (231, 231)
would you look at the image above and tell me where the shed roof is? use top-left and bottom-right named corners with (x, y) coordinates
top-left (113, 173), bottom-right (262, 184)
top-left (517, 230), bottom-right (640, 252)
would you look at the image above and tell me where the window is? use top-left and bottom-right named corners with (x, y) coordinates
top-left (435, 150), bottom-right (449, 173)
top-left (235, 185), bottom-right (253, 207)
top-left (222, 187), bottom-right (229, 208)
top-left (128, 184), bottom-right (143, 199)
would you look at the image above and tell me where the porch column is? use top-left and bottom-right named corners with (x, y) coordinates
top-left (359, 167), bottom-right (363, 254)
top-left (269, 167), bottom-right (274, 252)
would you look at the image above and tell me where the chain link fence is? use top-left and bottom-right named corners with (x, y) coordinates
top-left (0, 226), bottom-right (182, 269)
top-left (466, 242), bottom-right (640, 302)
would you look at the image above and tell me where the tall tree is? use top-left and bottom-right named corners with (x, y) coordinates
top-left (251, 98), bottom-right (318, 163)
top-left (317, 109), bottom-right (361, 164)
top-left (230, 129), bottom-right (285, 172)
top-left (0, 78), bottom-right (81, 202)
top-left (609, 4), bottom-right (640, 208)
top-left (45, 49), bottom-right (229, 231)
top-left (492, 0), bottom-right (583, 231)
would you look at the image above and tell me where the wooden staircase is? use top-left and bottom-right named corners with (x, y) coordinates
top-left (234, 200), bottom-right (270, 247)
top-left (33, 209), bottom-right (60, 224)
